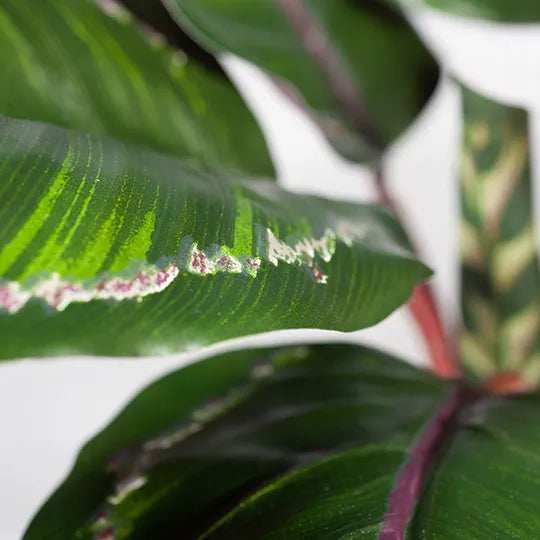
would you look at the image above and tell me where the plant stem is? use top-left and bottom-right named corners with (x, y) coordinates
top-left (374, 163), bottom-right (461, 379)
top-left (273, 0), bottom-right (380, 152)
top-left (379, 388), bottom-right (469, 539)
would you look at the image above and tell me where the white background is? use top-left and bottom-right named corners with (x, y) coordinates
top-left (1, 7), bottom-right (540, 539)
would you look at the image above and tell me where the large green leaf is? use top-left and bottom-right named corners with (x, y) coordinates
top-left (0, 117), bottom-right (429, 360)
top-left (24, 344), bottom-right (448, 539)
top-left (0, 0), bottom-right (273, 175)
top-left (409, 394), bottom-right (540, 537)
top-left (165, 0), bottom-right (439, 162)
top-left (25, 344), bottom-right (540, 539)
top-left (424, 0), bottom-right (540, 22)
top-left (458, 87), bottom-right (540, 383)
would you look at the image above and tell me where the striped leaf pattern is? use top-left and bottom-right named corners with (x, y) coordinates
top-left (459, 87), bottom-right (540, 382)
top-left (0, 0), bottom-right (273, 176)
top-left (0, 117), bottom-right (429, 360)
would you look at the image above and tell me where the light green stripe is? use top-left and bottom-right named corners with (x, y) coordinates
top-left (232, 188), bottom-right (253, 255)
top-left (0, 147), bottom-right (74, 275)
top-left (110, 202), bottom-right (158, 272)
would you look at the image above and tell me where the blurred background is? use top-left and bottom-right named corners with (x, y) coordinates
top-left (1, 6), bottom-right (540, 539)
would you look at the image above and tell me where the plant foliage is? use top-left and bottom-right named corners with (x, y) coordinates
top-left (0, 0), bottom-right (538, 538)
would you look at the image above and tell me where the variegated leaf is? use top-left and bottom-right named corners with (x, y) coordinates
top-left (26, 343), bottom-right (540, 539)
top-left (24, 344), bottom-right (448, 539)
top-left (459, 86), bottom-right (540, 383)
top-left (0, 117), bottom-right (429, 360)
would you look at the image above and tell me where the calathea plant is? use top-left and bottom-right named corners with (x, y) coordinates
top-left (1, 0), bottom-right (539, 538)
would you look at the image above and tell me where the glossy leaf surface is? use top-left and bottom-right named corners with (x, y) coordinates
top-left (26, 344), bottom-right (540, 539)
top-left (458, 87), bottom-right (540, 383)
top-left (165, 0), bottom-right (439, 161)
top-left (0, 0), bottom-right (273, 175)
top-left (24, 344), bottom-right (448, 539)
top-left (409, 394), bottom-right (540, 537)
top-left (425, 0), bottom-right (540, 22)
top-left (0, 117), bottom-right (429, 360)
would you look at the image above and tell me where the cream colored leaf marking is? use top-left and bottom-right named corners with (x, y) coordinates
top-left (460, 220), bottom-right (485, 271)
top-left (108, 476), bottom-right (148, 506)
top-left (95, 0), bottom-right (132, 24)
top-left (492, 224), bottom-right (536, 292)
top-left (523, 352), bottom-right (540, 386)
top-left (83, 360), bottom-right (277, 540)
top-left (0, 261), bottom-right (179, 312)
top-left (500, 304), bottom-right (540, 369)
top-left (461, 117), bottom-right (538, 376)
top-left (0, 283), bottom-right (31, 314)
top-left (459, 332), bottom-right (497, 377)
top-left (0, 220), bottom-right (370, 313)
top-left (481, 136), bottom-right (527, 238)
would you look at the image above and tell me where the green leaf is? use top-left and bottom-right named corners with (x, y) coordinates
top-left (409, 394), bottom-right (540, 537)
top-left (0, 0), bottom-right (274, 175)
top-left (25, 345), bottom-right (540, 539)
top-left (24, 344), bottom-right (448, 539)
top-left (165, 0), bottom-right (439, 162)
top-left (0, 117), bottom-right (429, 360)
top-left (458, 86), bottom-right (540, 383)
top-left (424, 0), bottom-right (540, 22)
top-left (117, 0), bottom-right (224, 71)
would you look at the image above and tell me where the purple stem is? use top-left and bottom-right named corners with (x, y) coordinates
top-left (273, 0), bottom-right (379, 150)
top-left (379, 389), bottom-right (465, 539)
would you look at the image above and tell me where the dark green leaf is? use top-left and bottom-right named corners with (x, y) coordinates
top-left (0, 117), bottom-right (429, 360)
top-left (118, 0), bottom-right (222, 72)
top-left (458, 86), bottom-right (540, 383)
top-left (409, 394), bottom-right (540, 537)
top-left (424, 0), bottom-right (540, 22)
top-left (0, 0), bottom-right (273, 175)
top-left (165, 0), bottom-right (439, 161)
top-left (24, 344), bottom-right (448, 539)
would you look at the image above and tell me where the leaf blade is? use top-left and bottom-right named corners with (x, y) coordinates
top-left (0, 0), bottom-right (274, 175)
top-left (409, 394), bottom-right (540, 537)
top-left (23, 344), bottom-right (448, 539)
top-left (458, 86), bottom-right (540, 384)
top-left (165, 0), bottom-right (439, 161)
top-left (0, 117), bottom-right (429, 360)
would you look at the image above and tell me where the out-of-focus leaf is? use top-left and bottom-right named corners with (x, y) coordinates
top-left (424, 0), bottom-right (540, 22)
top-left (458, 87), bottom-right (540, 383)
top-left (0, 0), bottom-right (274, 175)
top-left (409, 394), bottom-right (540, 537)
top-left (118, 0), bottom-right (222, 71)
top-left (0, 117), bottom-right (429, 360)
top-left (24, 344), bottom-right (448, 539)
top-left (165, 0), bottom-right (439, 162)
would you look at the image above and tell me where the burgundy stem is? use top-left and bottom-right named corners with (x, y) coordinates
top-left (379, 388), bottom-right (464, 539)
top-left (409, 284), bottom-right (460, 378)
top-left (273, 0), bottom-right (379, 150)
